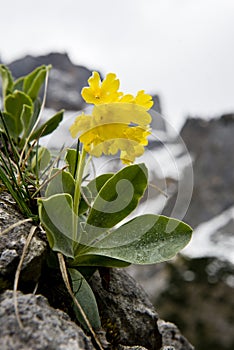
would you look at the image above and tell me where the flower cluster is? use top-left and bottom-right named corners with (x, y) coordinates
top-left (70, 72), bottom-right (154, 164)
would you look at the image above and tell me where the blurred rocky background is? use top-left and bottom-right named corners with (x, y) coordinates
top-left (1, 52), bottom-right (234, 350)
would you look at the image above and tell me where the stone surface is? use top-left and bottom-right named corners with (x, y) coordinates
top-left (154, 256), bottom-right (234, 350)
top-left (0, 192), bottom-right (47, 291)
top-left (164, 114), bottom-right (234, 227)
top-left (90, 268), bottom-right (195, 350)
top-left (0, 290), bottom-right (94, 350)
top-left (158, 320), bottom-right (194, 350)
top-left (89, 268), bottom-right (161, 350)
top-left (117, 346), bottom-right (148, 350)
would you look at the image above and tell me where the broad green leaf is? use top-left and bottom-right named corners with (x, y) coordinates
top-left (0, 112), bottom-right (19, 139)
top-left (21, 104), bottom-right (34, 139)
top-left (0, 64), bottom-right (13, 100)
top-left (65, 148), bottom-right (78, 178)
top-left (79, 174), bottom-right (114, 215)
top-left (31, 146), bottom-right (51, 173)
top-left (4, 90), bottom-right (33, 138)
top-left (87, 163), bottom-right (148, 228)
top-left (45, 168), bottom-right (75, 198)
top-left (27, 98), bottom-right (42, 135)
top-left (38, 193), bottom-right (75, 258)
top-left (23, 65), bottom-right (51, 101)
top-left (68, 268), bottom-right (101, 331)
top-left (79, 214), bottom-right (192, 265)
top-left (70, 254), bottom-right (130, 268)
top-left (78, 186), bottom-right (92, 215)
top-left (29, 109), bottom-right (64, 141)
top-left (13, 76), bottom-right (24, 91)
top-left (87, 173), bottom-right (114, 198)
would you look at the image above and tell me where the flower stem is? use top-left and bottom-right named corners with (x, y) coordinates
top-left (73, 146), bottom-right (87, 241)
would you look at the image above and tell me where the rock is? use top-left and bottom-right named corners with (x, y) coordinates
top-left (150, 94), bottom-right (166, 133)
top-left (117, 346), bottom-right (148, 350)
top-left (164, 114), bottom-right (234, 227)
top-left (158, 320), bottom-right (194, 350)
top-left (154, 256), bottom-right (234, 350)
top-left (0, 290), bottom-right (94, 350)
top-left (151, 95), bottom-right (162, 115)
top-left (7, 52), bottom-right (92, 110)
top-left (89, 268), bottom-right (162, 349)
top-left (0, 192), bottom-right (47, 292)
top-left (90, 268), bottom-right (194, 350)
top-left (182, 205), bottom-right (234, 264)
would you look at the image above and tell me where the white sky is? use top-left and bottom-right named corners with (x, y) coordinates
top-left (1, 0), bottom-right (234, 129)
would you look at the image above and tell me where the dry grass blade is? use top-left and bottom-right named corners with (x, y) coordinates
top-left (13, 225), bottom-right (37, 329)
top-left (57, 253), bottom-right (104, 350)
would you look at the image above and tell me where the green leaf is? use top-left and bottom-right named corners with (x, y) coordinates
top-left (70, 254), bottom-right (130, 268)
top-left (87, 163), bottom-right (148, 228)
top-left (87, 173), bottom-right (114, 198)
top-left (21, 104), bottom-right (34, 140)
top-left (23, 65), bottom-right (51, 101)
top-left (4, 90), bottom-right (33, 139)
top-left (38, 193), bottom-right (75, 258)
top-left (68, 268), bottom-right (101, 331)
top-left (31, 146), bottom-right (51, 173)
top-left (78, 186), bottom-right (92, 215)
top-left (78, 214), bottom-right (193, 265)
top-left (0, 64), bottom-right (13, 100)
top-left (13, 76), bottom-right (24, 91)
top-left (29, 109), bottom-right (64, 141)
top-left (65, 148), bottom-right (78, 178)
top-left (0, 112), bottom-right (19, 139)
top-left (79, 174), bottom-right (114, 215)
top-left (27, 98), bottom-right (42, 135)
top-left (45, 168), bottom-right (75, 198)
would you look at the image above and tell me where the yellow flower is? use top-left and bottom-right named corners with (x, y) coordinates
top-left (70, 107), bottom-right (151, 164)
top-left (79, 123), bottom-right (150, 164)
top-left (119, 90), bottom-right (154, 110)
top-left (92, 103), bottom-right (151, 127)
top-left (81, 71), bottom-right (154, 111)
top-left (81, 72), bottom-right (122, 105)
top-left (70, 72), bottom-right (154, 164)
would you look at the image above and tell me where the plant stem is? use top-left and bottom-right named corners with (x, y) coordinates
top-left (73, 146), bottom-right (87, 241)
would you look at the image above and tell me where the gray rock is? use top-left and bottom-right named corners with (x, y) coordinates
top-left (89, 268), bottom-right (195, 350)
top-left (164, 114), bottom-right (234, 227)
top-left (151, 95), bottom-right (162, 115)
top-left (90, 268), bottom-right (162, 349)
top-left (154, 256), bottom-right (234, 350)
top-left (150, 95), bottom-right (166, 133)
top-left (158, 320), bottom-right (194, 350)
top-left (0, 290), bottom-right (94, 350)
top-left (0, 192), bottom-right (47, 291)
top-left (117, 346), bottom-right (148, 350)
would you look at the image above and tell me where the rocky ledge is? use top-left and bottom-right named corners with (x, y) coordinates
top-left (0, 191), bottom-right (194, 350)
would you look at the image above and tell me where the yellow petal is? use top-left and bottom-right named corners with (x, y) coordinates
top-left (92, 103), bottom-right (151, 127)
top-left (118, 94), bottom-right (134, 103)
top-left (134, 90), bottom-right (154, 110)
top-left (88, 71), bottom-right (101, 91)
top-left (69, 113), bottom-right (92, 138)
top-left (101, 73), bottom-right (120, 93)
